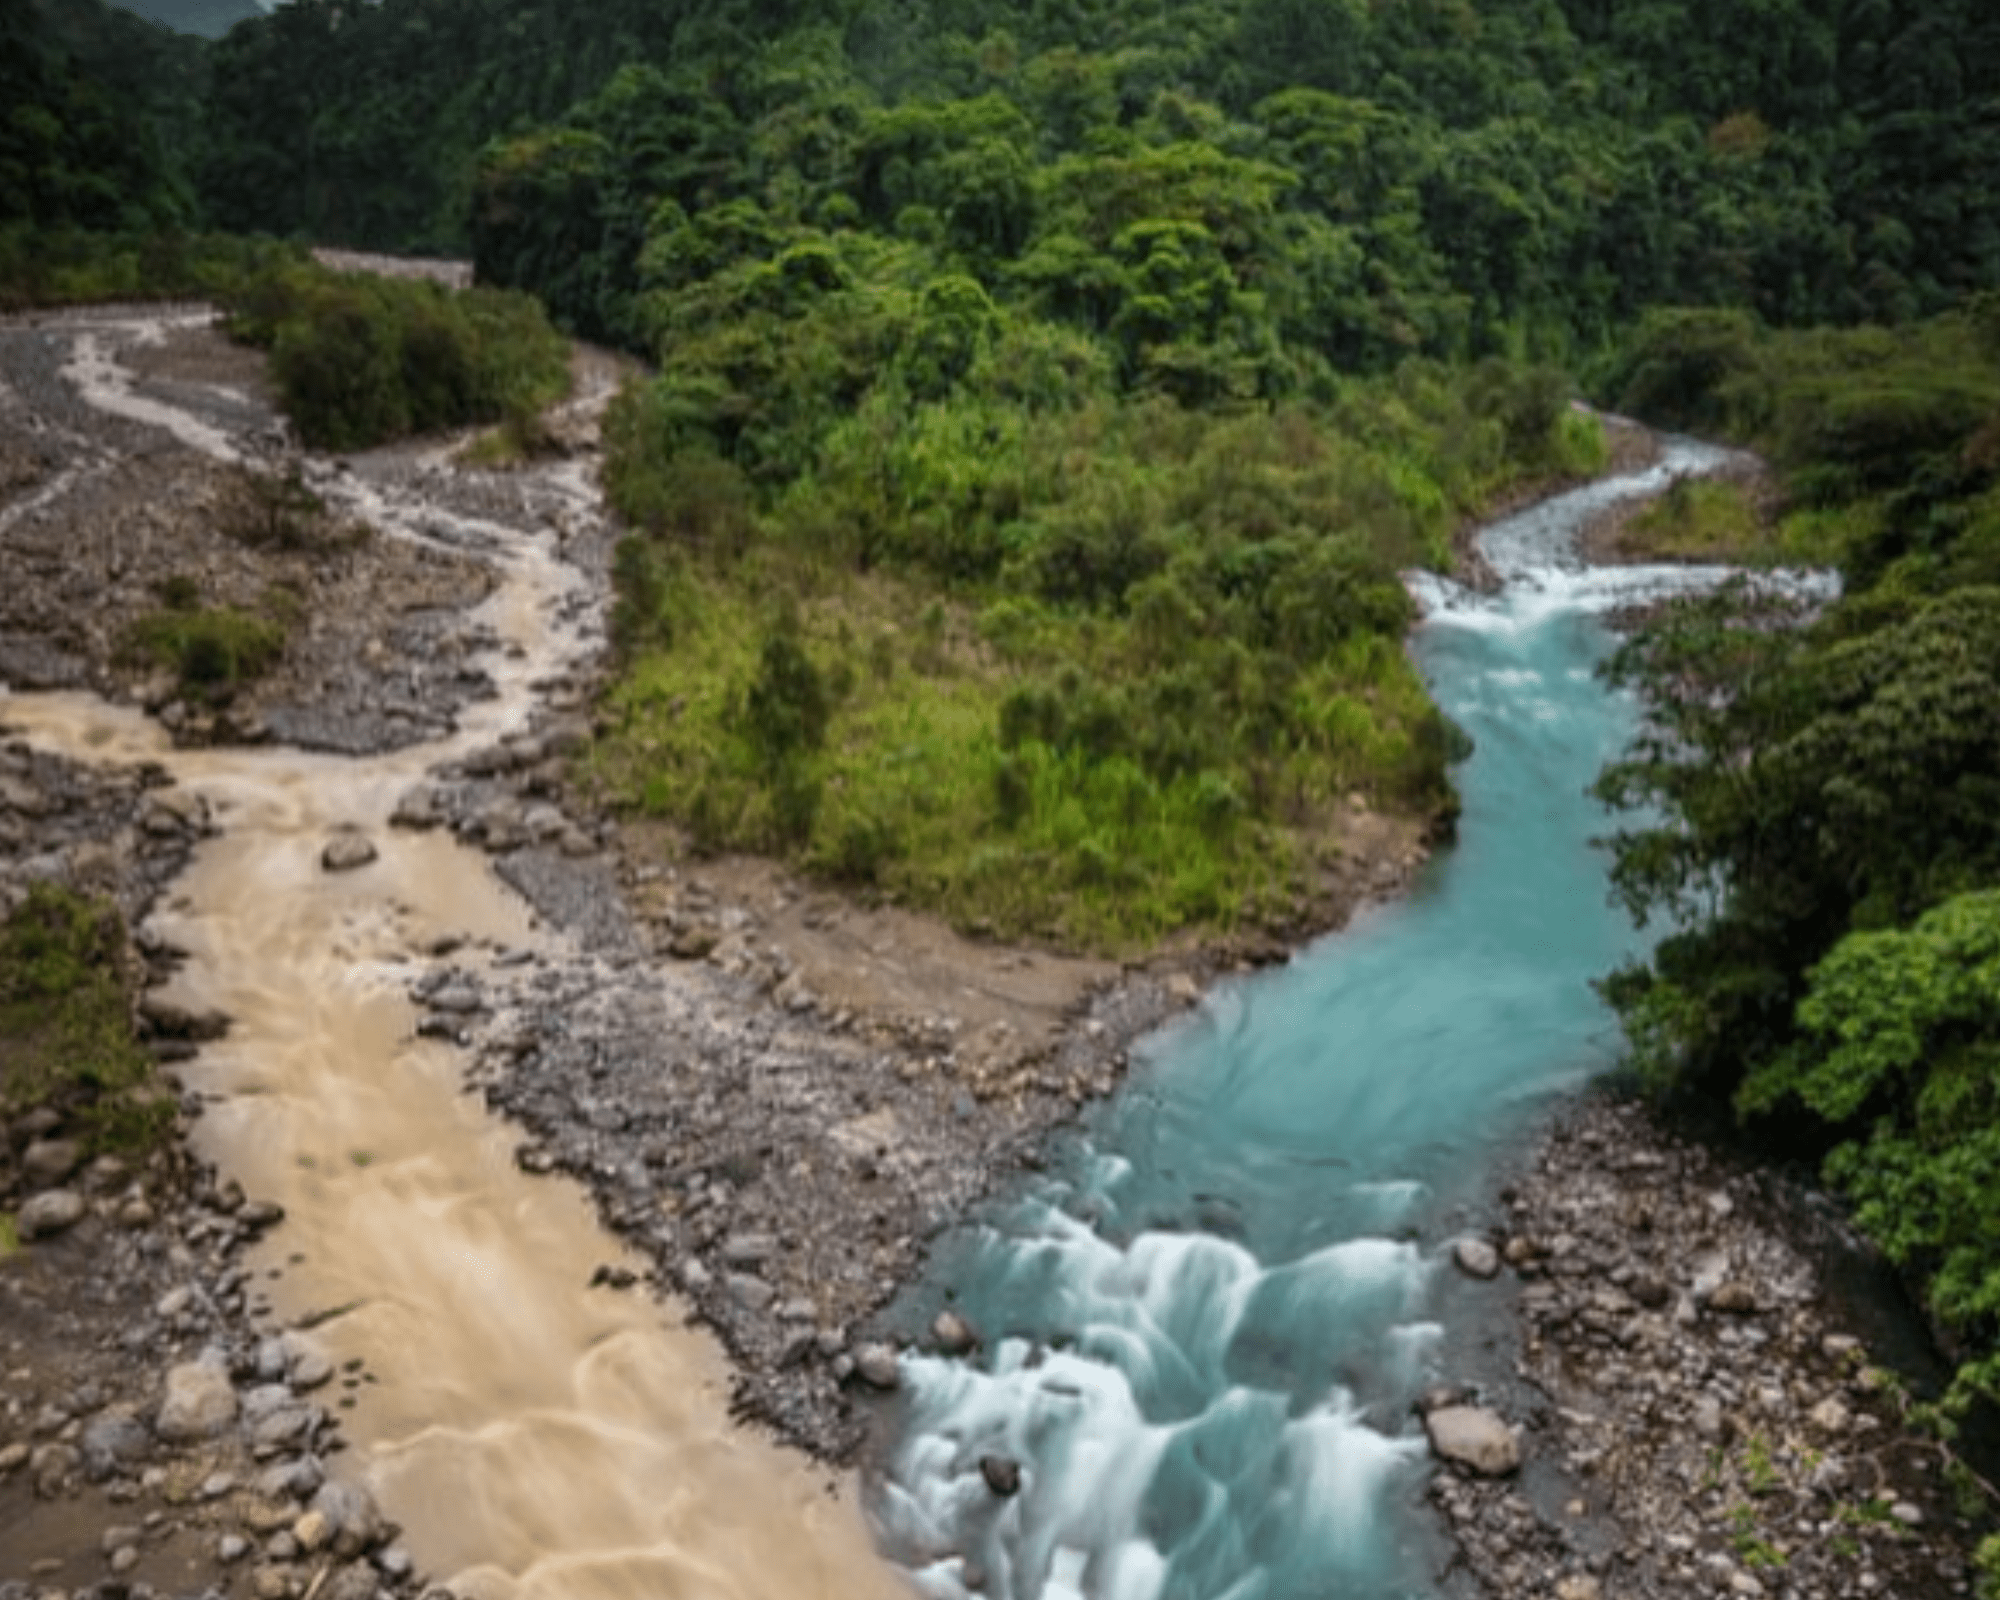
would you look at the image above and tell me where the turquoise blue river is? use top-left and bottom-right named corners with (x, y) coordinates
top-left (867, 443), bottom-right (1813, 1600)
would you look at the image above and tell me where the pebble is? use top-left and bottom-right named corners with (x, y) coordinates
top-left (1424, 1406), bottom-right (1521, 1477)
top-left (293, 1508), bottom-right (331, 1552)
top-left (932, 1309), bottom-right (979, 1354)
top-left (853, 1343), bottom-right (901, 1390)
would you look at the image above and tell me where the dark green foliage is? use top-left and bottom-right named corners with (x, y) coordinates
top-left (222, 264), bottom-right (570, 451)
top-left (742, 615), bottom-right (832, 770)
top-left (2, 0), bottom-right (209, 233)
top-left (1594, 308), bottom-right (2000, 1432)
top-left (121, 604), bottom-right (287, 697)
top-left (0, 884), bottom-right (167, 1153)
top-left (0, 228), bottom-right (299, 312)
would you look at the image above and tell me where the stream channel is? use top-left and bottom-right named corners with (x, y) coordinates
top-left (868, 441), bottom-right (1797, 1600)
top-left (2, 311), bottom-right (1807, 1600)
top-left (2, 310), bottom-right (902, 1600)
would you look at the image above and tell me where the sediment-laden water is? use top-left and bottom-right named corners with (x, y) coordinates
top-left (1, 308), bottom-right (902, 1600)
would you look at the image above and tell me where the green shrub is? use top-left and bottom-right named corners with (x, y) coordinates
top-left (0, 885), bottom-right (166, 1153)
top-left (122, 605), bottom-right (287, 697)
top-left (224, 265), bottom-right (570, 451)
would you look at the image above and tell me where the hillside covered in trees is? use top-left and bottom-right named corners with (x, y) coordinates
top-left (5, 0), bottom-right (2000, 1573)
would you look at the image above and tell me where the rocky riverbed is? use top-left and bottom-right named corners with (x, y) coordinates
top-left (1, 747), bottom-right (417, 1599)
top-left (1, 300), bottom-right (1990, 1598)
top-left (1424, 1094), bottom-right (1987, 1600)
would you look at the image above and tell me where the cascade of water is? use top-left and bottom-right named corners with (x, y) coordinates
top-left (869, 443), bottom-right (1836, 1600)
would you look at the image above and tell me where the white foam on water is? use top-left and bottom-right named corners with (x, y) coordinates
top-left (1282, 1396), bottom-right (1430, 1563)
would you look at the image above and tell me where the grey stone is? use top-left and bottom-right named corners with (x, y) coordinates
top-left (720, 1232), bottom-right (777, 1268)
top-left (310, 1479), bottom-right (385, 1558)
top-left (427, 981), bottom-right (483, 1015)
top-left (853, 1342), bottom-right (901, 1390)
top-left (323, 1563), bottom-right (381, 1600)
top-left (249, 1404), bottom-right (317, 1453)
top-left (257, 1456), bottom-right (324, 1499)
top-left (1452, 1237), bottom-right (1501, 1279)
top-left (16, 1189), bottom-right (86, 1239)
top-left (1423, 1405), bottom-right (1521, 1476)
top-left (155, 1360), bottom-right (238, 1442)
top-left (932, 1309), bottom-right (980, 1354)
top-left (726, 1274), bottom-right (775, 1312)
top-left (20, 1138), bottom-right (82, 1188)
top-left (79, 1409), bottom-right (150, 1481)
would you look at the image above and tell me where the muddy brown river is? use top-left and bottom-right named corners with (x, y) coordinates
top-left (1, 309), bottom-right (903, 1599)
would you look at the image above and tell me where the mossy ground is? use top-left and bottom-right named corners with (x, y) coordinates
top-left (0, 883), bottom-right (167, 1155)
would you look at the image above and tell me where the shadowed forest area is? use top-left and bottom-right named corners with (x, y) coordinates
top-left (3, 0), bottom-right (1999, 1575)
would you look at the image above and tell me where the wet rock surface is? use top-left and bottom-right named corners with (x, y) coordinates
top-left (1427, 1094), bottom-right (1988, 1600)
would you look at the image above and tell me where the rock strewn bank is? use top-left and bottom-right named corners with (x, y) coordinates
top-left (1431, 1094), bottom-right (1985, 1600)
top-left (0, 750), bottom-right (419, 1600)
top-left (394, 734), bottom-right (1219, 1460)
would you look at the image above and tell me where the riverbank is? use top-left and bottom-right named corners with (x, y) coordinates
top-left (1429, 1090), bottom-right (1986, 1599)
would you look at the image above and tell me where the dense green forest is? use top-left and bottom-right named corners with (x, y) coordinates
top-left (4, 0), bottom-right (1998, 1575)
top-left (1595, 304), bottom-right (2000, 1531)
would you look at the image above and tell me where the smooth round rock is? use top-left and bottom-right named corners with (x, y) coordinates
top-left (932, 1309), bottom-right (980, 1355)
top-left (1424, 1405), bottom-right (1521, 1476)
top-left (853, 1343), bottom-right (901, 1390)
top-left (155, 1361), bottom-right (238, 1443)
top-left (321, 833), bottom-right (378, 872)
top-left (16, 1189), bottom-right (86, 1239)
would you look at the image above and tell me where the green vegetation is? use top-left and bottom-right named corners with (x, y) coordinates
top-left (0, 227), bottom-right (296, 312)
top-left (0, 230), bottom-right (573, 452)
top-left (4, 0), bottom-right (1999, 1552)
top-left (1621, 476), bottom-right (1773, 563)
top-left (2, 0), bottom-right (211, 233)
top-left (223, 264), bottom-right (571, 451)
top-left (121, 602), bottom-right (288, 698)
top-left (0, 883), bottom-right (168, 1153)
top-left (1593, 305), bottom-right (2000, 1457)
top-left (595, 361), bottom-right (1593, 947)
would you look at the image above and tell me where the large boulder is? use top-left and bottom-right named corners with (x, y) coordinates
top-left (1424, 1406), bottom-right (1521, 1476)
